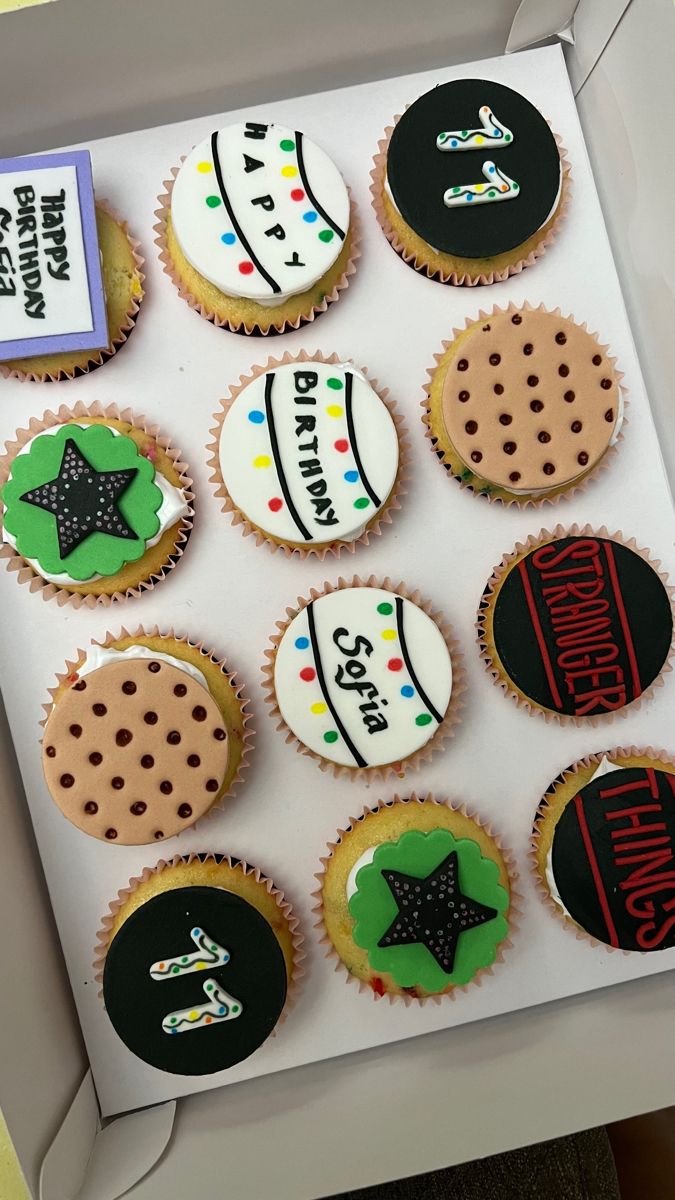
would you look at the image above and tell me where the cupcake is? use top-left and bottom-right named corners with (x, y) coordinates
top-left (478, 528), bottom-right (674, 721)
top-left (41, 629), bottom-right (253, 844)
top-left (156, 120), bottom-right (358, 335)
top-left (0, 405), bottom-right (193, 606)
top-left (424, 303), bottom-right (624, 504)
top-left (208, 352), bottom-right (406, 556)
top-left (264, 578), bottom-right (464, 778)
top-left (317, 796), bottom-right (513, 1000)
top-left (96, 853), bottom-right (303, 1073)
top-left (372, 78), bottom-right (568, 285)
top-left (532, 750), bottom-right (675, 952)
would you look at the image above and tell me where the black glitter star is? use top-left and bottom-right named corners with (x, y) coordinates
top-left (20, 438), bottom-right (138, 559)
top-left (377, 851), bottom-right (498, 974)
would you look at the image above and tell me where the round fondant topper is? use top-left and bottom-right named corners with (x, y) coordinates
top-left (387, 78), bottom-right (561, 258)
top-left (273, 587), bottom-right (453, 768)
top-left (219, 362), bottom-right (399, 545)
top-left (491, 536), bottom-right (673, 718)
top-left (103, 884), bottom-right (287, 1074)
top-left (550, 765), bottom-right (675, 951)
top-left (171, 121), bottom-right (350, 303)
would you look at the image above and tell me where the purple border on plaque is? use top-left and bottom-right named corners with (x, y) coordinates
top-left (0, 149), bottom-right (109, 362)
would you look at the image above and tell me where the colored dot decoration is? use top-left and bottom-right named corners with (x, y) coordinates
top-left (197, 161), bottom-right (212, 173)
top-left (416, 713), bottom-right (433, 726)
top-left (295, 636), bottom-right (310, 650)
top-left (281, 165), bottom-right (298, 178)
top-left (381, 629), bottom-right (397, 641)
top-left (303, 211), bottom-right (318, 223)
top-left (300, 667), bottom-right (316, 682)
top-left (401, 685), bottom-right (414, 698)
top-left (344, 470), bottom-right (359, 483)
top-left (319, 230), bottom-right (334, 243)
top-left (253, 455), bottom-right (271, 468)
top-left (268, 497), bottom-right (283, 512)
top-left (239, 261), bottom-right (254, 275)
top-left (354, 497), bottom-right (370, 510)
top-left (221, 232), bottom-right (236, 245)
top-left (205, 195), bottom-right (221, 208)
top-left (388, 658), bottom-right (403, 672)
top-left (311, 702), bottom-right (327, 715)
top-left (326, 377), bottom-right (343, 390)
top-left (326, 404), bottom-right (343, 418)
top-left (290, 188), bottom-right (305, 201)
top-left (248, 410), bottom-right (265, 424)
top-left (323, 731), bottom-right (339, 744)
top-left (279, 138), bottom-right (295, 152)
top-left (334, 439), bottom-right (349, 453)
top-left (377, 602), bottom-right (393, 615)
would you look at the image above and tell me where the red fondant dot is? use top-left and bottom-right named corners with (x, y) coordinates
top-left (387, 658), bottom-right (403, 671)
top-left (334, 439), bottom-right (349, 453)
top-left (238, 261), bottom-right (254, 275)
top-left (299, 667), bottom-right (316, 682)
top-left (290, 188), bottom-right (304, 201)
top-left (268, 497), bottom-right (283, 512)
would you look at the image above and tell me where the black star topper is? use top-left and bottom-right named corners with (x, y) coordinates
top-left (20, 438), bottom-right (138, 559)
top-left (377, 850), bottom-right (498, 974)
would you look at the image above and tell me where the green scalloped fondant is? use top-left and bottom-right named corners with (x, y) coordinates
top-left (349, 828), bottom-right (509, 991)
top-left (2, 424), bottom-right (162, 581)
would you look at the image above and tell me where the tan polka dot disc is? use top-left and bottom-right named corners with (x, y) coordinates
top-left (441, 309), bottom-right (620, 491)
top-left (42, 658), bottom-right (229, 844)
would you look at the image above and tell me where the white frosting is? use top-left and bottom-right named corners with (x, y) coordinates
top-left (160, 978), bottom-right (243, 1035)
top-left (171, 121), bottom-right (350, 305)
top-left (443, 161), bottom-right (519, 208)
top-left (150, 927), bottom-right (230, 979)
top-left (346, 846), bottom-right (378, 901)
top-left (219, 362), bottom-right (399, 545)
top-left (274, 586), bottom-right (453, 769)
top-left (545, 756), bottom-right (622, 918)
top-left (2, 423), bottom-right (190, 586)
top-left (437, 106), bottom-right (513, 152)
top-left (77, 644), bottom-right (210, 693)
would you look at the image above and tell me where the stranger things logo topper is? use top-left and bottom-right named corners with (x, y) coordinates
top-left (0, 150), bottom-right (108, 361)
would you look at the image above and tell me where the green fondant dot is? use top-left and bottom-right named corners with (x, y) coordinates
top-left (377, 602), bottom-right (393, 615)
top-left (354, 497), bottom-right (370, 510)
top-left (181, 956), bottom-right (188, 963)
top-left (319, 229), bottom-right (334, 243)
top-left (231, 1005), bottom-right (239, 1013)
top-left (461, 130), bottom-right (467, 137)
top-left (206, 982), bottom-right (214, 991)
top-left (326, 377), bottom-right (343, 390)
top-left (171, 966), bottom-right (179, 974)
top-left (415, 713), bottom-right (433, 726)
top-left (488, 190), bottom-right (496, 198)
top-left (279, 138), bottom-right (295, 151)
top-left (452, 187), bottom-right (461, 194)
top-left (512, 183), bottom-right (519, 190)
top-left (211, 944), bottom-right (218, 951)
top-left (205, 195), bottom-right (221, 208)
top-left (170, 1017), bottom-right (177, 1024)
top-left (504, 133), bottom-right (512, 142)
top-left (324, 730), bottom-right (339, 744)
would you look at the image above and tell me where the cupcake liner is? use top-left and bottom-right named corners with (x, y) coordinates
top-left (530, 746), bottom-right (675, 954)
top-left (0, 200), bottom-right (145, 383)
top-left (423, 301), bottom-right (627, 507)
top-left (371, 119), bottom-right (571, 286)
top-left (41, 625), bottom-right (255, 836)
top-left (207, 350), bottom-right (410, 558)
top-left (154, 166), bottom-right (361, 337)
top-left (0, 401), bottom-right (194, 609)
top-left (93, 852), bottom-right (305, 1025)
top-left (262, 575), bottom-right (466, 781)
top-left (312, 792), bottom-right (520, 1004)
top-left (477, 525), bottom-right (675, 726)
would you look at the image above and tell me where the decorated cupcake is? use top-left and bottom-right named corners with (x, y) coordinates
top-left (41, 630), bottom-right (253, 844)
top-left (478, 528), bottom-right (674, 721)
top-left (0, 405), bottom-right (192, 606)
top-left (96, 853), bottom-right (303, 1073)
top-left (208, 353), bottom-right (406, 556)
top-left (424, 304), bottom-right (624, 504)
top-left (264, 578), bottom-right (464, 778)
top-left (156, 120), bottom-right (358, 335)
top-left (0, 150), bottom-right (143, 382)
top-left (317, 796), bottom-right (513, 1000)
top-left (532, 749), bottom-right (675, 952)
top-left (372, 78), bottom-right (568, 286)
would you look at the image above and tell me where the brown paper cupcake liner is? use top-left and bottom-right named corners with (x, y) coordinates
top-left (0, 199), bottom-right (145, 383)
top-left (41, 625), bottom-right (255, 837)
top-left (207, 350), bottom-right (410, 558)
top-left (0, 401), bottom-right (194, 609)
top-left (371, 119), bottom-right (570, 286)
top-left (530, 746), bottom-right (675, 954)
top-left (93, 852), bottom-right (305, 1025)
top-left (262, 575), bottom-right (466, 781)
top-left (312, 792), bottom-right (520, 1004)
top-left (477, 525), bottom-right (675, 726)
top-left (154, 166), bottom-right (360, 336)
top-left (422, 301), bottom-right (627, 507)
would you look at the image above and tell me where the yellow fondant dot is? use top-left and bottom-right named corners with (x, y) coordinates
top-left (189, 1010), bottom-right (199, 1020)
top-left (476, 135), bottom-right (484, 144)
top-left (381, 629), bottom-right (397, 641)
top-left (196, 962), bottom-right (205, 970)
top-left (476, 185), bottom-right (485, 192)
top-left (253, 455), bottom-right (272, 468)
top-left (197, 161), bottom-right (212, 173)
top-left (326, 404), bottom-right (343, 418)
top-left (311, 702), bottom-right (327, 715)
top-left (281, 165), bottom-right (298, 178)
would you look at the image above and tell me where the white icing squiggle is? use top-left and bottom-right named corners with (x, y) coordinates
top-left (149, 927), bottom-right (230, 979)
top-left (443, 161), bottom-right (519, 209)
top-left (77, 644), bottom-right (210, 693)
top-left (161, 978), bottom-right (243, 1035)
top-left (437, 107), bottom-right (513, 152)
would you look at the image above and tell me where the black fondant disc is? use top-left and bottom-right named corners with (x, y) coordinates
top-left (550, 765), bottom-right (675, 951)
top-left (490, 536), bottom-right (672, 718)
top-left (103, 885), bottom-right (287, 1075)
top-left (386, 78), bottom-right (561, 258)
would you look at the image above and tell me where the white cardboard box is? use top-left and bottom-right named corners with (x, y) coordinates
top-left (2, 2), bottom-right (675, 1197)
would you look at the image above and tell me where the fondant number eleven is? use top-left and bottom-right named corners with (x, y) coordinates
top-left (149, 925), bottom-right (243, 1035)
top-left (436, 106), bottom-right (519, 209)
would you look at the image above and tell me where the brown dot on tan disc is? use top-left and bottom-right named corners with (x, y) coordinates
top-left (178, 803), bottom-right (192, 819)
top-left (144, 711), bottom-right (158, 725)
top-left (46, 745), bottom-right (56, 758)
top-left (92, 703), bottom-right (107, 717)
top-left (605, 409), bottom-right (614, 423)
top-left (592, 353), bottom-right (602, 366)
top-left (122, 680), bottom-right (137, 695)
top-left (73, 680), bottom-right (86, 692)
top-left (503, 442), bottom-right (517, 455)
top-left (493, 383), bottom-right (504, 395)
top-left (538, 431), bottom-right (551, 444)
top-left (458, 390), bottom-right (470, 402)
top-left (88, 752), bottom-right (102, 768)
top-left (509, 472), bottom-right (521, 483)
top-left (527, 375), bottom-right (539, 387)
top-left (105, 828), bottom-right (117, 840)
top-left (188, 754), bottom-right (201, 767)
top-left (578, 451), bottom-right (589, 465)
top-left (489, 353), bottom-right (500, 366)
top-left (555, 332), bottom-right (567, 345)
top-left (60, 773), bottom-right (74, 789)
top-left (167, 730), bottom-right (181, 745)
top-left (84, 801), bottom-right (97, 815)
top-left (130, 801), bottom-right (147, 815)
top-left (69, 724), bottom-right (82, 738)
top-left (148, 661), bottom-right (161, 673)
top-left (499, 413), bottom-right (512, 426)
top-left (482, 323), bottom-right (491, 331)
top-left (174, 682), bottom-right (187, 697)
top-left (470, 450), bottom-right (482, 464)
top-left (205, 779), bottom-right (219, 793)
top-left (530, 399), bottom-right (544, 413)
top-left (116, 728), bottom-right (133, 747)
top-left (154, 831), bottom-right (164, 840)
top-left (213, 728), bottom-right (226, 741)
top-left (571, 420), bottom-right (583, 433)
top-left (564, 390), bottom-right (575, 403)
top-left (160, 780), bottom-right (173, 795)
top-left (141, 754), bottom-right (154, 769)
top-left (457, 358), bottom-right (468, 371)
top-left (601, 378), bottom-right (612, 389)
top-left (511, 313), bottom-right (522, 324)
top-left (543, 463), bottom-right (556, 475)
top-left (558, 364), bottom-right (569, 377)
top-left (192, 705), bottom-right (207, 722)
top-left (465, 420), bottom-right (478, 435)
top-left (111, 777), bottom-right (125, 790)
top-left (523, 343), bottom-right (533, 356)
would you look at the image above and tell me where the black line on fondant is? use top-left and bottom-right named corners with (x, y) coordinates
top-left (307, 600), bottom-right (366, 768)
top-left (264, 373), bottom-right (312, 541)
top-left (295, 131), bottom-right (345, 240)
top-left (396, 596), bottom-right (444, 725)
top-left (344, 372), bottom-right (381, 509)
top-left (210, 130), bottom-right (281, 295)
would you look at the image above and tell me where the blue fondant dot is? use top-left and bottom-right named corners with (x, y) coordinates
top-left (303, 211), bottom-right (318, 223)
top-left (169, 1028), bottom-right (178, 1035)
top-left (218, 1006), bottom-right (226, 1014)
top-left (344, 470), bottom-right (359, 483)
top-left (194, 928), bottom-right (200, 934)
top-left (466, 194), bottom-right (473, 201)
top-left (401, 685), bottom-right (414, 698)
top-left (221, 232), bottom-right (236, 245)
top-left (248, 410), bottom-right (265, 424)
top-left (451, 139), bottom-right (458, 147)
top-left (295, 636), bottom-right (309, 650)
top-left (493, 128), bottom-right (500, 136)
top-left (488, 165), bottom-right (495, 173)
